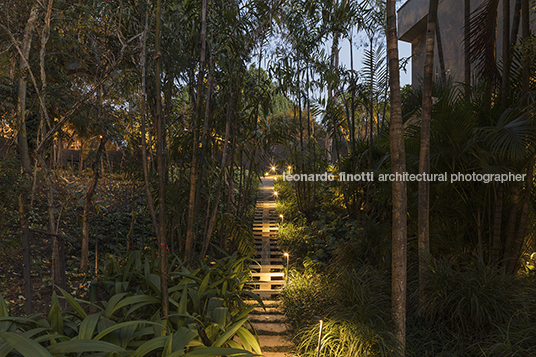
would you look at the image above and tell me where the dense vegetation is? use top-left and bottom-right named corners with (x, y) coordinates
top-left (1, 0), bottom-right (535, 356)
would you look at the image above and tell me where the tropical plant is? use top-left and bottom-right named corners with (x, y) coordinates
top-left (0, 250), bottom-right (264, 356)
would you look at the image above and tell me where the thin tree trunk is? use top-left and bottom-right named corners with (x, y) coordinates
top-left (17, 4), bottom-right (39, 176)
top-left (435, 17), bottom-right (446, 84)
top-left (509, 0), bottom-right (521, 46)
top-left (503, 180), bottom-right (522, 267)
top-left (140, 9), bottom-right (159, 246)
top-left (80, 137), bottom-right (106, 273)
top-left (16, 6), bottom-right (41, 303)
top-left (185, 0), bottom-right (207, 265)
top-left (154, 0), bottom-right (169, 317)
top-left (387, 0), bottom-right (408, 353)
top-left (369, 36), bottom-right (374, 167)
top-left (464, 0), bottom-right (471, 93)
top-left (501, 0), bottom-right (511, 96)
top-left (506, 154), bottom-right (535, 274)
top-left (521, 0), bottom-right (529, 93)
top-left (36, 0), bottom-right (58, 286)
top-left (490, 183), bottom-right (504, 265)
top-left (202, 66), bottom-right (233, 258)
top-left (418, 0), bottom-right (438, 295)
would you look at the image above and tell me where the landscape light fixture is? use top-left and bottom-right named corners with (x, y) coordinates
top-left (279, 214), bottom-right (284, 224)
top-left (288, 165), bottom-right (292, 171)
top-left (283, 252), bottom-right (289, 280)
top-left (274, 191), bottom-right (278, 198)
top-left (314, 316), bottom-right (324, 357)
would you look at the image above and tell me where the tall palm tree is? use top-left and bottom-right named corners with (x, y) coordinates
top-left (418, 0), bottom-right (439, 292)
top-left (386, 0), bottom-right (407, 353)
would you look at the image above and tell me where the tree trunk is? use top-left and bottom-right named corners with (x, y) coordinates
top-left (521, 0), bottom-right (529, 93)
top-left (464, 0), bottom-right (471, 93)
top-left (185, 0), bottom-right (207, 265)
top-left (490, 183), bottom-right (504, 265)
top-left (17, 6), bottom-right (40, 304)
top-left (80, 137), bottom-right (106, 273)
top-left (369, 36), bottom-right (374, 167)
top-left (418, 0), bottom-right (438, 294)
top-left (17, 4), bottom-right (40, 176)
top-left (506, 154), bottom-right (535, 274)
top-left (154, 0), bottom-right (169, 317)
top-left (387, 0), bottom-right (408, 353)
top-left (435, 17), bottom-right (446, 83)
top-left (202, 66), bottom-right (233, 257)
top-left (140, 9), bottom-right (159, 247)
top-left (509, 0), bottom-right (521, 46)
top-left (501, 0), bottom-right (510, 96)
top-left (503, 180), bottom-right (522, 268)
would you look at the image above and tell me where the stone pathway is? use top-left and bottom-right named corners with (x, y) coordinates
top-left (249, 176), bottom-right (294, 357)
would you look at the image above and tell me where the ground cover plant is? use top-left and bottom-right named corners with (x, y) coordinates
top-left (0, 250), bottom-right (263, 357)
top-left (275, 176), bottom-right (536, 357)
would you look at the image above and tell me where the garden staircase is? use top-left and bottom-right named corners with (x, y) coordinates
top-left (248, 175), bottom-right (294, 357)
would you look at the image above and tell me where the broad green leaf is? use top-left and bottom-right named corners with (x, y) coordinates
top-left (77, 313), bottom-right (101, 340)
top-left (171, 327), bottom-right (198, 354)
top-left (94, 320), bottom-right (162, 341)
top-left (0, 295), bottom-right (10, 333)
top-left (183, 346), bottom-right (259, 356)
top-left (47, 339), bottom-right (127, 354)
top-left (0, 295), bottom-right (8, 318)
top-left (177, 284), bottom-right (188, 325)
top-left (207, 298), bottom-right (223, 318)
top-left (212, 307), bottom-right (228, 327)
top-left (0, 332), bottom-right (52, 357)
top-left (198, 272), bottom-right (211, 297)
top-left (57, 287), bottom-right (88, 318)
top-left (0, 328), bottom-right (47, 357)
top-left (110, 294), bottom-right (160, 316)
top-left (133, 335), bottom-right (167, 357)
top-left (47, 293), bottom-right (63, 335)
top-left (211, 318), bottom-right (247, 347)
top-left (103, 293), bottom-right (128, 318)
top-left (235, 327), bottom-right (261, 354)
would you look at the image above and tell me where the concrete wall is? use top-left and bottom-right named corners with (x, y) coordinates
top-left (398, 0), bottom-right (533, 86)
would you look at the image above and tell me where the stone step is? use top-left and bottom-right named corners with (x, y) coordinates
top-left (251, 306), bottom-right (283, 314)
top-left (250, 322), bottom-right (288, 334)
top-left (257, 335), bottom-right (294, 349)
top-left (245, 299), bottom-right (279, 308)
top-left (251, 272), bottom-right (285, 281)
top-left (250, 265), bottom-right (284, 273)
top-left (261, 352), bottom-right (295, 357)
top-left (250, 314), bottom-right (287, 324)
top-left (252, 289), bottom-right (282, 299)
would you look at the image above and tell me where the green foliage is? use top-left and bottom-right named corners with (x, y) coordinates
top-left (406, 259), bottom-right (536, 356)
top-left (281, 265), bottom-right (398, 357)
top-left (417, 259), bottom-right (529, 335)
top-left (0, 250), bottom-right (263, 357)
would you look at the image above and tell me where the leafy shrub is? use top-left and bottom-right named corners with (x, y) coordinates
top-left (417, 259), bottom-right (526, 335)
top-left (282, 265), bottom-right (398, 357)
top-left (0, 250), bottom-right (264, 357)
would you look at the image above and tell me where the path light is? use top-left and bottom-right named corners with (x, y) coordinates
top-left (314, 316), bottom-right (325, 357)
top-left (271, 165), bottom-right (276, 172)
top-left (283, 252), bottom-right (289, 283)
top-left (279, 214), bottom-right (284, 224)
top-left (287, 165), bottom-right (292, 171)
top-left (274, 191), bottom-right (278, 198)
